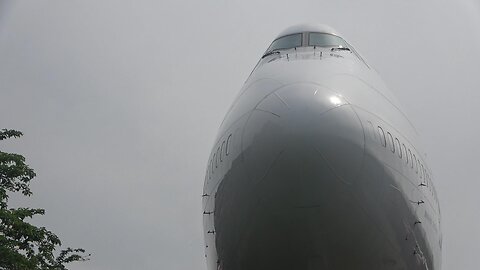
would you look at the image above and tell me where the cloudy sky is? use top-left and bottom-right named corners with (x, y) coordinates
top-left (0, 1), bottom-right (479, 269)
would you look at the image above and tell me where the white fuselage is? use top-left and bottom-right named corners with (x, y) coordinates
top-left (203, 25), bottom-right (441, 270)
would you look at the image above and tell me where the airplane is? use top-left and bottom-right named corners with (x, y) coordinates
top-left (202, 23), bottom-right (442, 270)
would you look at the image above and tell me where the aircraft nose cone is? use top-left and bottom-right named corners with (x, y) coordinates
top-left (241, 83), bottom-right (365, 190)
top-left (213, 84), bottom-right (372, 269)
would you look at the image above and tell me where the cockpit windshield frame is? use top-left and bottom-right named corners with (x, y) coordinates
top-left (265, 33), bottom-right (303, 54)
top-left (308, 32), bottom-right (348, 48)
top-left (263, 32), bottom-right (350, 58)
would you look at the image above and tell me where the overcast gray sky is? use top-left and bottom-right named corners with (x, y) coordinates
top-left (0, 1), bottom-right (479, 269)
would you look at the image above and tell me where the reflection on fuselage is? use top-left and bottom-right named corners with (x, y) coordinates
top-left (203, 24), bottom-right (441, 270)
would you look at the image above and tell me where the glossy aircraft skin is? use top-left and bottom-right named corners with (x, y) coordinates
top-left (203, 24), bottom-right (442, 270)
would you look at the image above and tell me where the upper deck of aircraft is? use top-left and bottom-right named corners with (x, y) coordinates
top-left (258, 23), bottom-right (368, 67)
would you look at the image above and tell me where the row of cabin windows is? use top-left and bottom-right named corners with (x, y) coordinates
top-left (209, 134), bottom-right (232, 179)
top-left (376, 125), bottom-right (436, 199)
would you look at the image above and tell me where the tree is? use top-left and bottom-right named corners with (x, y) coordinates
top-left (0, 129), bottom-right (89, 270)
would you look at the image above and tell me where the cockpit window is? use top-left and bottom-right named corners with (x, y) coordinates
top-left (309, 33), bottom-right (347, 48)
top-left (266, 33), bottom-right (302, 53)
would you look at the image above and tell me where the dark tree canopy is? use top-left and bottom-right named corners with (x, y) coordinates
top-left (0, 129), bottom-right (89, 270)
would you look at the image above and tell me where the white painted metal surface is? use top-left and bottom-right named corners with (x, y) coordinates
top-left (203, 24), bottom-right (441, 270)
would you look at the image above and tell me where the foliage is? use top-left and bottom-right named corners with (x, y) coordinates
top-left (0, 129), bottom-right (89, 270)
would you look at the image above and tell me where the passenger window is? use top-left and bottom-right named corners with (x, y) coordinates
top-left (210, 159), bottom-right (214, 173)
top-left (378, 126), bottom-right (386, 147)
top-left (420, 164), bottom-right (424, 179)
top-left (408, 149), bottom-right (413, 168)
top-left (387, 132), bottom-right (394, 152)
top-left (413, 154), bottom-right (418, 173)
top-left (395, 138), bottom-right (402, 158)
top-left (402, 144), bottom-right (408, 163)
top-left (220, 141), bottom-right (225, 162)
top-left (226, 134), bottom-right (232, 156)
top-left (214, 153), bottom-right (217, 168)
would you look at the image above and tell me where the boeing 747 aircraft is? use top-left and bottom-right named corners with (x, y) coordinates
top-left (202, 24), bottom-right (441, 270)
